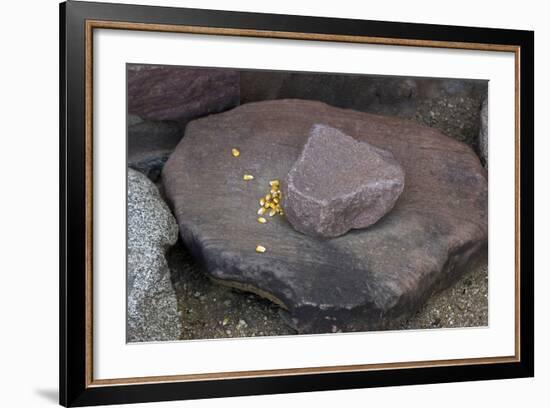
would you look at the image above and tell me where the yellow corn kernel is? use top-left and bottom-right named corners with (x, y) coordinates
top-left (257, 207), bottom-right (266, 215)
top-left (269, 209), bottom-right (276, 217)
top-left (259, 198), bottom-right (265, 206)
top-left (269, 180), bottom-right (279, 187)
top-left (243, 174), bottom-right (254, 181)
top-left (256, 245), bottom-right (266, 253)
top-left (265, 194), bottom-right (272, 201)
top-left (257, 217), bottom-right (267, 224)
top-left (231, 148), bottom-right (240, 157)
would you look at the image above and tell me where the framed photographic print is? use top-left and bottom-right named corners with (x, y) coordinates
top-left (59, 0), bottom-right (534, 406)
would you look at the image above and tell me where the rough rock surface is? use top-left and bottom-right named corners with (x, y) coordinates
top-left (163, 100), bottom-right (488, 334)
top-left (128, 65), bottom-right (240, 124)
top-left (128, 116), bottom-right (183, 181)
top-left (127, 168), bottom-right (181, 342)
top-left (479, 97), bottom-right (488, 167)
top-left (283, 124), bottom-right (404, 237)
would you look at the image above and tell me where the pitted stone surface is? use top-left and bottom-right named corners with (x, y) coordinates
top-left (283, 124), bottom-right (404, 237)
top-left (163, 100), bottom-right (487, 334)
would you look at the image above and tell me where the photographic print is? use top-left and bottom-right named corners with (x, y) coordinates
top-left (60, 2), bottom-right (533, 405)
top-left (126, 65), bottom-right (489, 342)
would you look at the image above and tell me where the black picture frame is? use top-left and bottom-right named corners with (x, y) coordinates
top-left (60, 1), bottom-right (534, 406)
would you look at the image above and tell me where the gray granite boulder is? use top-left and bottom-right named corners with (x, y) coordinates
top-left (128, 65), bottom-right (240, 125)
top-left (163, 100), bottom-right (487, 334)
top-left (479, 97), bottom-right (488, 167)
top-left (127, 168), bottom-right (181, 342)
top-left (283, 124), bottom-right (404, 237)
top-left (128, 117), bottom-right (183, 181)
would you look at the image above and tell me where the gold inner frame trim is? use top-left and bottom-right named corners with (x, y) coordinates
top-left (84, 19), bottom-right (521, 388)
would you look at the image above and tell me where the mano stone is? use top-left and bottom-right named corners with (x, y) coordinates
top-left (282, 124), bottom-right (404, 238)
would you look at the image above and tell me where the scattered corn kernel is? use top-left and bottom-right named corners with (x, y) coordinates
top-left (231, 148), bottom-right (240, 157)
top-left (256, 245), bottom-right (266, 253)
top-left (257, 217), bottom-right (267, 224)
top-left (269, 209), bottom-right (276, 217)
top-left (273, 198), bottom-right (279, 204)
top-left (257, 207), bottom-right (266, 215)
top-left (265, 194), bottom-right (272, 201)
top-left (260, 198), bottom-right (265, 206)
top-left (269, 180), bottom-right (280, 187)
top-left (243, 174), bottom-right (254, 181)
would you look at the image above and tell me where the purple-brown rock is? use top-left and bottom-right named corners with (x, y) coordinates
top-left (283, 124), bottom-right (404, 237)
top-left (127, 65), bottom-right (240, 124)
top-left (163, 100), bottom-right (487, 334)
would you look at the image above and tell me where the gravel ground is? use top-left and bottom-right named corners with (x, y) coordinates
top-left (168, 239), bottom-right (488, 340)
top-left (168, 240), bottom-right (295, 340)
top-left (398, 261), bottom-right (488, 330)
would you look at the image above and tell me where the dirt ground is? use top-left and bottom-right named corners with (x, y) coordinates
top-left (168, 239), bottom-right (488, 340)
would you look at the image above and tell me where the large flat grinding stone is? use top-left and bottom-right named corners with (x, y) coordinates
top-left (162, 99), bottom-right (487, 334)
